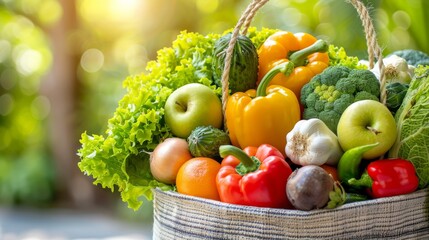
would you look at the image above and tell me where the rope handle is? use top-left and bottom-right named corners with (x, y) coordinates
top-left (220, 0), bottom-right (387, 116)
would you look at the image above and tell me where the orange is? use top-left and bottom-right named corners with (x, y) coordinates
top-left (176, 157), bottom-right (221, 201)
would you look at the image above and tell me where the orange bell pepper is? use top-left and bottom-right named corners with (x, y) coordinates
top-left (225, 62), bottom-right (301, 156)
top-left (257, 31), bottom-right (329, 98)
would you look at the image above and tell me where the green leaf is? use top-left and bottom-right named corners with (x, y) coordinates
top-left (389, 66), bottom-right (429, 188)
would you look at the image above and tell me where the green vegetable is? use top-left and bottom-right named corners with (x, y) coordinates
top-left (300, 66), bottom-right (380, 133)
top-left (77, 28), bottom-right (276, 210)
top-left (246, 27), bottom-right (278, 49)
top-left (385, 82), bottom-right (409, 115)
top-left (212, 33), bottom-right (258, 93)
top-left (187, 126), bottom-right (230, 160)
top-left (344, 192), bottom-right (368, 204)
top-left (337, 142), bottom-right (379, 186)
top-left (389, 49), bottom-right (429, 67)
top-left (327, 45), bottom-right (367, 70)
top-left (388, 65), bottom-right (429, 188)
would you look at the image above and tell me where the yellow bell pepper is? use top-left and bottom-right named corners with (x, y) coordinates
top-left (225, 62), bottom-right (301, 156)
top-left (257, 31), bottom-right (329, 99)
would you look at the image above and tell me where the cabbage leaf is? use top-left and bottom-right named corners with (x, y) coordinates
top-left (389, 65), bottom-right (429, 188)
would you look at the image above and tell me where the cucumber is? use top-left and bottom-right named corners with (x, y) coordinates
top-left (212, 33), bottom-right (258, 93)
top-left (187, 126), bottom-right (231, 160)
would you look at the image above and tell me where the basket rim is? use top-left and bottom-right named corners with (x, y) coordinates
top-left (153, 187), bottom-right (429, 216)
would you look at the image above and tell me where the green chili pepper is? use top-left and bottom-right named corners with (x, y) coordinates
top-left (337, 142), bottom-right (379, 185)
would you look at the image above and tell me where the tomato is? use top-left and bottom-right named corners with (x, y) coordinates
top-left (176, 157), bottom-right (221, 201)
top-left (150, 138), bottom-right (192, 184)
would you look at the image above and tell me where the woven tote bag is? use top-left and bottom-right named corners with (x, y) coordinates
top-left (153, 188), bottom-right (429, 239)
top-left (153, 0), bottom-right (429, 239)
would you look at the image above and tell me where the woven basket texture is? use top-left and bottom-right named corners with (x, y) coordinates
top-left (153, 188), bottom-right (429, 239)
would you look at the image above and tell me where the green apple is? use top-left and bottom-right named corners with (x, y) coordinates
top-left (337, 99), bottom-right (397, 159)
top-left (164, 83), bottom-right (223, 138)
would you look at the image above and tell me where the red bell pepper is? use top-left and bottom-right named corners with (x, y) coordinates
top-left (216, 144), bottom-right (293, 208)
top-left (348, 158), bottom-right (419, 198)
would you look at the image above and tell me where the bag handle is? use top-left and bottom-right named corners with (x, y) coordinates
top-left (221, 0), bottom-right (387, 121)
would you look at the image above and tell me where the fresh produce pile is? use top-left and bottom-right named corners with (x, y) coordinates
top-left (77, 27), bottom-right (429, 211)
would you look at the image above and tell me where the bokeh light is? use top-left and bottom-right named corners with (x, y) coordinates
top-left (13, 45), bottom-right (43, 76)
top-left (80, 48), bottom-right (105, 73)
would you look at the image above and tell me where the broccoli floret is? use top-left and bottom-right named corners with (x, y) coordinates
top-left (301, 84), bottom-right (317, 106)
top-left (349, 69), bottom-right (380, 96)
top-left (336, 77), bottom-right (356, 94)
top-left (300, 65), bottom-right (380, 133)
top-left (333, 94), bottom-right (354, 113)
top-left (319, 66), bottom-right (350, 86)
top-left (354, 91), bottom-right (379, 102)
top-left (318, 111), bottom-right (342, 133)
top-left (302, 107), bottom-right (319, 119)
top-left (324, 101), bottom-right (334, 111)
top-left (314, 99), bottom-right (325, 112)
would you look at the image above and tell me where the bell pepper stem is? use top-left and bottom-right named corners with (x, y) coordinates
top-left (348, 171), bottom-right (373, 189)
top-left (256, 39), bottom-right (328, 97)
top-left (256, 62), bottom-right (294, 97)
top-left (289, 39), bottom-right (329, 67)
top-left (219, 145), bottom-right (260, 175)
top-left (337, 142), bottom-right (379, 185)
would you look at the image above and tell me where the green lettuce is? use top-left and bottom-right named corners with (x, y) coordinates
top-left (77, 28), bottom-right (276, 210)
top-left (328, 45), bottom-right (367, 69)
top-left (388, 65), bottom-right (429, 188)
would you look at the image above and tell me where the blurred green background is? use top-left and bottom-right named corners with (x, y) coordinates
top-left (0, 0), bottom-right (427, 218)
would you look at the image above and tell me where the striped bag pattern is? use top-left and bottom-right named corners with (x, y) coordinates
top-left (153, 188), bottom-right (429, 239)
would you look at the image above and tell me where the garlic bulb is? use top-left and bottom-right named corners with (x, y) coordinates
top-left (371, 55), bottom-right (414, 84)
top-left (285, 118), bottom-right (343, 166)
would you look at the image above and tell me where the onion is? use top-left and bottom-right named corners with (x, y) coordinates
top-left (150, 137), bottom-right (193, 184)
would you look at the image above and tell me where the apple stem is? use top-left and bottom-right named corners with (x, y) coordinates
top-left (366, 126), bottom-right (381, 135)
top-left (219, 145), bottom-right (261, 176)
top-left (256, 62), bottom-right (295, 97)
